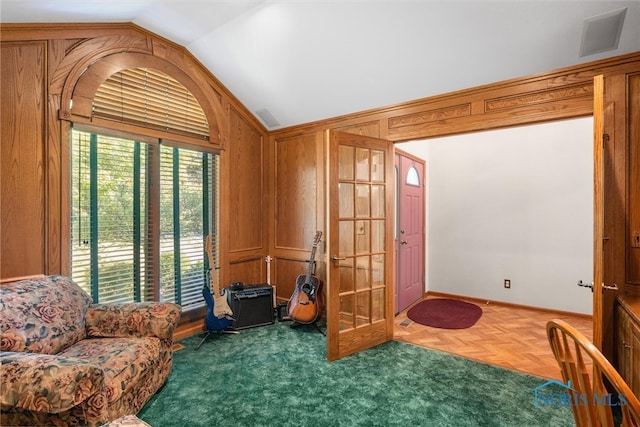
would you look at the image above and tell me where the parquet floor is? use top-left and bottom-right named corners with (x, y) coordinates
top-left (393, 295), bottom-right (593, 381)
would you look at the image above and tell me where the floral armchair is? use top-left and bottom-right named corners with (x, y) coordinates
top-left (0, 275), bottom-right (181, 426)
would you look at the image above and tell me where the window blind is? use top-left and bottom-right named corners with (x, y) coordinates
top-left (71, 131), bottom-right (151, 303)
top-left (71, 128), bottom-right (218, 308)
top-left (93, 68), bottom-right (209, 140)
top-left (159, 145), bottom-right (217, 308)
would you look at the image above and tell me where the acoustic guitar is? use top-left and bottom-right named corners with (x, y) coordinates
top-left (203, 235), bottom-right (233, 331)
top-left (287, 231), bottom-right (323, 324)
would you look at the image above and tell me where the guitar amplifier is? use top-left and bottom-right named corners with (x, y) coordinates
top-left (228, 284), bottom-right (275, 330)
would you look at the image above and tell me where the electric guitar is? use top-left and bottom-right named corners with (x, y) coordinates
top-left (203, 235), bottom-right (233, 331)
top-left (287, 231), bottom-right (323, 324)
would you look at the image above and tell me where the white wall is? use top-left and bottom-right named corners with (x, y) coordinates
top-left (396, 117), bottom-right (593, 314)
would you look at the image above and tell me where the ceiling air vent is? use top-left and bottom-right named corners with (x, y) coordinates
top-left (255, 108), bottom-right (280, 129)
top-left (579, 7), bottom-right (627, 57)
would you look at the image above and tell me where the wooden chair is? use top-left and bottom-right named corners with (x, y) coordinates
top-left (546, 319), bottom-right (640, 427)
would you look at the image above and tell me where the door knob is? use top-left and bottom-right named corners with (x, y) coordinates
top-left (331, 255), bottom-right (346, 265)
top-left (400, 240), bottom-right (408, 245)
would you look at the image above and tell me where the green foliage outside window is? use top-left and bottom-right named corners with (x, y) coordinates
top-left (71, 128), bottom-right (218, 309)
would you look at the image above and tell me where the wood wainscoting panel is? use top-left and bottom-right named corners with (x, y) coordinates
top-left (228, 107), bottom-right (265, 253)
top-left (388, 104), bottom-right (471, 130)
top-left (483, 82), bottom-right (593, 113)
top-left (275, 257), bottom-right (308, 302)
top-left (1, 42), bottom-right (47, 280)
top-left (228, 256), bottom-right (264, 286)
top-left (274, 133), bottom-right (319, 250)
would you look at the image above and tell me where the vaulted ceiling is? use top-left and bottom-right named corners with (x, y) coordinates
top-left (2, 1), bottom-right (639, 130)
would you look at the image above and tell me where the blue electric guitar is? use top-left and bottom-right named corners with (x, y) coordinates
top-left (203, 235), bottom-right (233, 331)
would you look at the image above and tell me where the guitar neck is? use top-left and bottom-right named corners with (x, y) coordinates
top-left (206, 235), bottom-right (221, 297)
top-left (209, 267), bottom-right (220, 297)
top-left (304, 245), bottom-right (318, 283)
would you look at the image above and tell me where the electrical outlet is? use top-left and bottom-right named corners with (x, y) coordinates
top-left (504, 279), bottom-right (511, 289)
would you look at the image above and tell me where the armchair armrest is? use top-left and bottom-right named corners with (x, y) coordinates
top-left (0, 351), bottom-right (104, 413)
top-left (85, 303), bottom-right (181, 340)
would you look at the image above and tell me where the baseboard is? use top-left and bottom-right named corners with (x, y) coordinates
top-left (176, 290), bottom-right (590, 341)
top-left (174, 321), bottom-right (204, 341)
top-left (424, 291), bottom-right (593, 320)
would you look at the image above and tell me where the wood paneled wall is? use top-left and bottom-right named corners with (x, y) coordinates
top-left (268, 131), bottom-right (325, 300)
top-left (1, 22), bottom-right (638, 325)
top-left (275, 133), bottom-right (320, 249)
top-left (628, 74), bottom-right (640, 287)
top-left (267, 52), bottom-right (640, 303)
top-left (0, 23), bottom-right (268, 289)
top-left (1, 42), bottom-right (47, 279)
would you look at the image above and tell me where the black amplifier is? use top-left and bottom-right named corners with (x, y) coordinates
top-left (228, 284), bottom-right (274, 330)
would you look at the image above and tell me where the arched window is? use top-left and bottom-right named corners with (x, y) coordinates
top-left (406, 165), bottom-right (420, 187)
top-left (71, 68), bottom-right (219, 310)
top-left (93, 68), bottom-right (209, 140)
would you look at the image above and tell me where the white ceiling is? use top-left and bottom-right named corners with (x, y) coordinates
top-left (2, 1), bottom-right (639, 130)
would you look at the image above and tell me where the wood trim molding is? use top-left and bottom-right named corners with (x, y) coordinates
top-left (56, 38), bottom-right (226, 148)
top-left (388, 103), bottom-right (472, 131)
top-left (271, 51), bottom-right (640, 142)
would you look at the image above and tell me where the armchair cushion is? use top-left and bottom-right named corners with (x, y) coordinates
top-left (57, 337), bottom-right (161, 404)
top-left (85, 303), bottom-right (180, 340)
top-left (0, 352), bottom-right (104, 413)
top-left (0, 275), bottom-right (93, 354)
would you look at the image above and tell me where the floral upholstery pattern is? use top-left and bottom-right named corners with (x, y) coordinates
top-left (0, 275), bottom-right (181, 426)
top-left (102, 415), bottom-right (151, 427)
top-left (0, 275), bottom-right (93, 354)
top-left (0, 352), bottom-right (105, 412)
top-left (86, 302), bottom-right (178, 340)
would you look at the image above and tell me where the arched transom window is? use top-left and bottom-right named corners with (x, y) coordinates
top-left (406, 165), bottom-right (420, 187)
top-left (93, 68), bottom-right (209, 140)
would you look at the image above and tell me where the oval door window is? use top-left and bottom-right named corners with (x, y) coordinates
top-left (406, 166), bottom-right (420, 187)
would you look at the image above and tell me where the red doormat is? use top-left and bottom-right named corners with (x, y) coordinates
top-left (407, 298), bottom-right (482, 329)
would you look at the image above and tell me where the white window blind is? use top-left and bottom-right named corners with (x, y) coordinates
top-left (159, 145), bottom-right (218, 308)
top-left (93, 68), bottom-right (209, 140)
top-left (71, 128), bottom-right (218, 309)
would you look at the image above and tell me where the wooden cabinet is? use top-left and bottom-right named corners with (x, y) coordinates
top-left (628, 73), bottom-right (640, 285)
top-left (616, 298), bottom-right (640, 397)
top-left (613, 72), bottom-right (640, 398)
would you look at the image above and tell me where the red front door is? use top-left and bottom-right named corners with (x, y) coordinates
top-left (395, 151), bottom-right (425, 313)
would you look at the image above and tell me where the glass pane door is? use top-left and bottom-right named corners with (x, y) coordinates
top-left (327, 131), bottom-right (393, 360)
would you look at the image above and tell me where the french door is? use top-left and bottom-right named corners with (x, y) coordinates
top-left (326, 131), bottom-right (394, 361)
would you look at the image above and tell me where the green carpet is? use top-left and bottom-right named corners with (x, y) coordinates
top-left (138, 321), bottom-right (573, 426)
